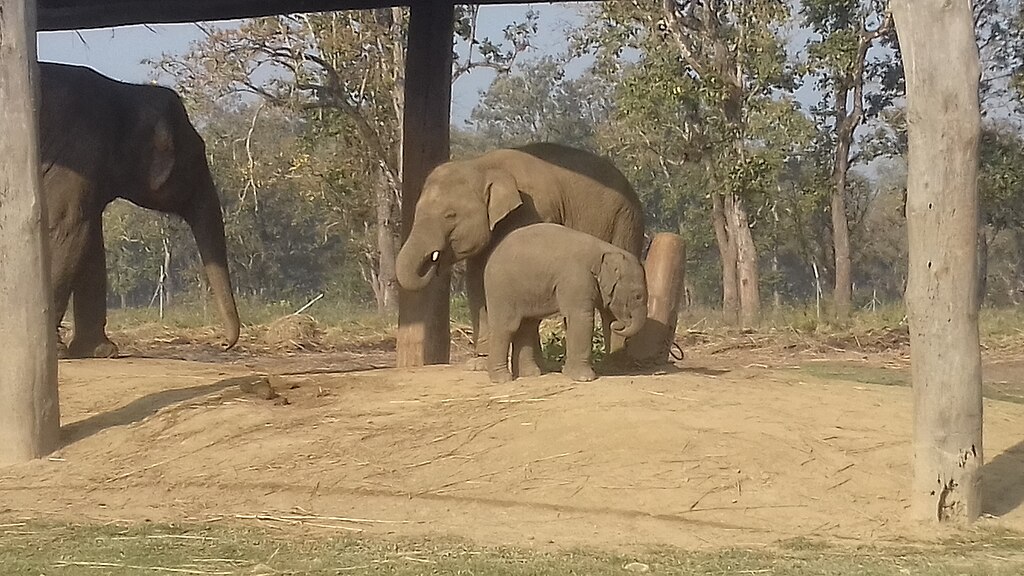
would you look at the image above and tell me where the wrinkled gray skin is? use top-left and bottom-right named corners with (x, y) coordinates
top-left (484, 224), bottom-right (648, 383)
top-left (395, 143), bottom-right (645, 369)
top-left (36, 62), bottom-right (240, 358)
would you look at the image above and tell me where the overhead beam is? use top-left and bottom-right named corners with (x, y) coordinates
top-left (396, 0), bottom-right (453, 367)
top-left (37, 0), bottom-right (590, 31)
top-left (0, 0), bottom-right (61, 464)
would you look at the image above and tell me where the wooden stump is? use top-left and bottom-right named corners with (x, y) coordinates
top-left (396, 1), bottom-right (454, 367)
top-left (625, 233), bottom-right (686, 365)
top-left (0, 0), bottom-right (61, 464)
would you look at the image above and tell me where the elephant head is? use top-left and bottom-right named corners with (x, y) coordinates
top-left (599, 251), bottom-right (648, 338)
top-left (117, 90), bottom-right (241, 349)
top-left (396, 161), bottom-right (523, 290)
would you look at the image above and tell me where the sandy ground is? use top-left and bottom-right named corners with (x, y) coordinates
top-left (3, 350), bottom-right (1024, 552)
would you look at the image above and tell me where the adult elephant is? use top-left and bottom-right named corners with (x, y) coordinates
top-left (395, 142), bottom-right (645, 368)
top-left (36, 62), bottom-right (240, 358)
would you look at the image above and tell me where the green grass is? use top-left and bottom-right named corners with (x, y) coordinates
top-left (2, 521), bottom-right (1024, 575)
top-left (105, 295), bottom-right (388, 330)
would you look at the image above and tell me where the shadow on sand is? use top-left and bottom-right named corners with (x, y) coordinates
top-left (60, 375), bottom-right (254, 446)
top-left (983, 437), bottom-right (1024, 517)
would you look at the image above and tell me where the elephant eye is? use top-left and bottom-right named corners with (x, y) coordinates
top-left (444, 211), bottom-right (457, 220)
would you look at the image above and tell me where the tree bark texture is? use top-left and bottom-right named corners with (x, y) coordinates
top-left (0, 0), bottom-right (62, 464)
top-left (893, 0), bottom-right (983, 523)
top-left (831, 94), bottom-right (854, 320)
top-left (728, 193), bottom-right (760, 328)
top-left (396, 1), bottom-right (453, 367)
top-left (711, 192), bottom-right (739, 323)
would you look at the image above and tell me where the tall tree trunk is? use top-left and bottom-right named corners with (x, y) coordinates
top-left (893, 0), bottom-right (983, 523)
top-left (375, 168), bottom-right (399, 313)
top-left (0, 0), bottom-right (61, 463)
top-left (831, 95), bottom-right (854, 320)
top-left (829, 15), bottom-right (892, 321)
top-left (729, 193), bottom-right (760, 327)
top-left (711, 192), bottom-right (739, 323)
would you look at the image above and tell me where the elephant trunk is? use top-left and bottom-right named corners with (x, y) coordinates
top-left (185, 184), bottom-right (241, 349)
top-left (610, 309), bottom-right (646, 338)
top-left (396, 231), bottom-right (443, 291)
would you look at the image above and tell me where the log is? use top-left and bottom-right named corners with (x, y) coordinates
top-left (396, 0), bottom-right (453, 367)
top-left (0, 0), bottom-right (61, 464)
top-left (625, 233), bottom-right (686, 365)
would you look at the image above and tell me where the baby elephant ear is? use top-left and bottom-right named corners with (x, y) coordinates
top-left (599, 251), bottom-right (626, 305)
top-left (485, 169), bottom-right (522, 230)
top-left (148, 118), bottom-right (176, 191)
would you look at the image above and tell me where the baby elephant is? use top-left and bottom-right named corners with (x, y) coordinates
top-left (485, 223), bottom-right (648, 383)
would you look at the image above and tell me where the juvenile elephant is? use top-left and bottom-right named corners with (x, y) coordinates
top-left (484, 224), bottom-right (648, 383)
top-left (395, 143), bottom-right (645, 367)
top-left (35, 62), bottom-right (240, 357)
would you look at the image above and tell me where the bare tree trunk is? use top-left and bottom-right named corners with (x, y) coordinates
top-left (0, 0), bottom-right (61, 463)
top-left (893, 0), bottom-right (983, 523)
top-left (711, 192), bottom-right (739, 323)
top-left (729, 193), bottom-right (760, 327)
top-left (772, 249), bottom-right (781, 309)
top-left (831, 113), bottom-right (854, 320)
top-left (375, 170), bottom-right (399, 313)
top-left (829, 15), bottom-right (892, 321)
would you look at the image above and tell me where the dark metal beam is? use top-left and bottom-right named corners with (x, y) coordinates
top-left (37, 0), bottom-right (586, 31)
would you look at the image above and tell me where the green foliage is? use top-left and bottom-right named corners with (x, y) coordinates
top-left (539, 324), bottom-right (606, 366)
top-left (470, 55), bottom-right (603, 149)
top-left (980, 123), bottom-right (1024, 233)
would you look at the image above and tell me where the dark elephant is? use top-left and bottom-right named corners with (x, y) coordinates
top-left (36, 62), bottom-right (240, 358)
top-left (395, 142), bottom-right (645, 368)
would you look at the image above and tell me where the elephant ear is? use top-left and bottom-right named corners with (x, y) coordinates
top-left (147, 118), bottom-right (176, 191)
top-left (599, 252), bottom-right (626, 306)
top-left (485, 169), bottom-right (522, 230)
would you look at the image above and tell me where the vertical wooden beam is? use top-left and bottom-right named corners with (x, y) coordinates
top-left (0, 0), bottom-right (61, 464)
top-left (892, 0), bottom-right (983, 522)
top-left (396, 0), bottom-right (454, 367)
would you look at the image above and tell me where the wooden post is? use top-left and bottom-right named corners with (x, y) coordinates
top-left (0, 0), bottom-right (61, 464)
top-left (625, 233), bottom-right (686, 365)
top-left (892, 0), bottom-right (983, 522)
top-left (396, 0), bottom-right (453, 367)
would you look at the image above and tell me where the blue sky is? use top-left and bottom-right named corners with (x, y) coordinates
top-left (35, 3), bottom-right (586, 124)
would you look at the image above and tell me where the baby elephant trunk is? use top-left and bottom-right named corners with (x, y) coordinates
top-left (610, 309), bottom-right (646, 338)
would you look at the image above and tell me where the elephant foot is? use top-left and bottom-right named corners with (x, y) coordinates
top-left (489, 368), bottom-right (514, 384)
top-left (515, 360), bottom-right (543, 378)
top-left (68, 336), bottom-right (119, 359)
top-left (464, 355), bottom-right (489, 372)
top-left (563, 364), bottom-right (596, 383)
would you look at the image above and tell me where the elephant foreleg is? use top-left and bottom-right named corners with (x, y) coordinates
top-left (67, 220), bottom-right (118, 358)
top-left (562, 306), bottom-right (597, 382)
top-left (465, 257), bottom-right (489, 371)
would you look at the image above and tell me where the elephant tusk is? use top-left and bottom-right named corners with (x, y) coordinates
top-left (430, 250), bottom-right (441, 263)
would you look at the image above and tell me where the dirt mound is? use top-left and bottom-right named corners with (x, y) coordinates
top-left (6, 357), bottom-right (1024, 551)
